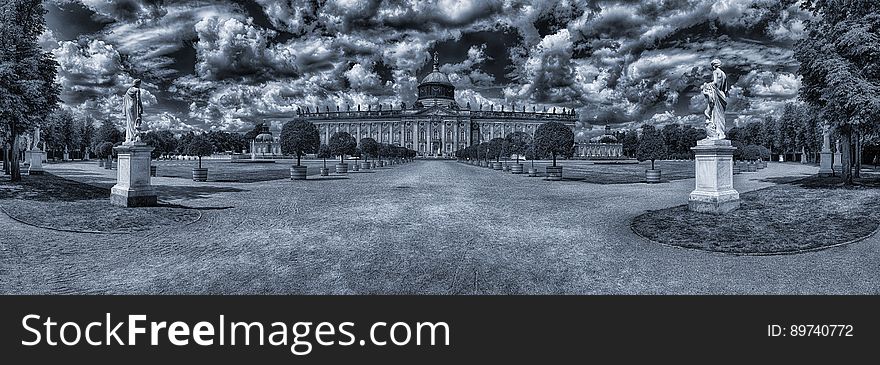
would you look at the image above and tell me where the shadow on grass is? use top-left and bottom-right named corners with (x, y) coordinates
top-left (760, 175), bottom-right (880, 189)
top-left (0, 173), bottom-right (109, 202)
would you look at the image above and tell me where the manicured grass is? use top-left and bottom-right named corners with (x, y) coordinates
top-left (0, 174), bottom-right (200, 233)
top-left (631, 175), bottom-right (880, 254)
top-left (471, 160), bottom-right (695, 184)
top-left (152, 158), bottom-right (363, 183)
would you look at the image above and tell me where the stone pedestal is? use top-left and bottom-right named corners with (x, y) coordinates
top-left (110, 143), bottom-right (157, 207)
top-left (819, 151), bottom-right (833, 177)
top-left (688, 139), bottom-right (740, 214)
top-left (26, 149), bottom-right (44, 175)
top-left (833, 152), bottom-right (842, 174)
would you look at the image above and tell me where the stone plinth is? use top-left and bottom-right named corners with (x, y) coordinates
top-left (818, 151), bottom-right (833, 177)
top-left (27, 149), bottom-right (44, 175)
top-left (689, 139), bottom-right (740, 214)
top-left (833, 152), bottom-right (842, 174)
top-left (110, 143), bottom-right (157, 207)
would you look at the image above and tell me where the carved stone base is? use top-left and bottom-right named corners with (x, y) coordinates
top-left (818, 151), bottom-right (833, 177)
top-left (110, 144), bottom-right (156, 207)
top-left (832, 152), bottom-right (842, 174)
top-left (27, 149), bottom-right (44, 175)
top-left (689, 139), bottom-right (740, 214)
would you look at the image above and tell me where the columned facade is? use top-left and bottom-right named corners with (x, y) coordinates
top-left (295, 51), bottom-right (577, 157)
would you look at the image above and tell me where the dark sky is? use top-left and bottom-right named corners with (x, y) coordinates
top-left (42, 0), bottom-right (809, 139)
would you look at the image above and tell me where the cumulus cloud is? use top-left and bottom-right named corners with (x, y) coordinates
top-left (46, 0), bottom-right (810, 132)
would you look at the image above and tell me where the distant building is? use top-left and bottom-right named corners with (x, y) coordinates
top-left (576, 126), bottom-right (624, 159)
top-left (294, 51), bottom-right (577, 158)
top-left (250, 124), bottom-right (281, 159)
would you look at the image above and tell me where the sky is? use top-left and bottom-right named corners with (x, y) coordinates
top-left (40, 0), bottom-right (810, 139)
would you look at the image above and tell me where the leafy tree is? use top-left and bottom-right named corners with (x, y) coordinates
top-left (78, 116), bottom-right (95, 158)
top-left (143, 130), bottom-right (179, 159)
top-left (622, 130), bottom-right (639, 158)
top-left (329, 131), bottom-right (357, 164)
top-left (636, 124), bottom-right (666, 170)
top-left (534, 122), bottom-right (574, 167)
top-left (758, 145), bottom-right (771, 161)
top-left (0, 0), bottom-right (61, 181)
top-left (796, 0), bottom-right (880, 184)
top-left (177, 131), bottom-right (195, 155)
top-left (359, 137), bottom-right (379, 162)
top-left (505, 131), bottom-right (531, 162)
top-left (742, 145), bottom-right (762, 161)
top-left (317, 143), bottom-right (332, 169)
top-left (478, 142), bottom-right (490, 162)
top-left (488, 137), bottom-right (505, 162)
top-left (184, 134), bottom-right (214, 169)
top-left (731, 140), bottom-right (745, 161)
top-left (96, 119), bottom-right (123, 145)
top-left (280, 120), bottom-right (320, 166)
top-left (95, 142), bottom-right (113, 160)
top-left (379, 143), bottom-right (394, 163)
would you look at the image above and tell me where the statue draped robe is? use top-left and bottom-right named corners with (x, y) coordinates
top-left (702, 68), bottom-right (729, 140)
top-left (123, 86), bottom-right (143, 144)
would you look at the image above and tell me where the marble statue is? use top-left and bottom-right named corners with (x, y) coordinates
top-left (32, 127), bottom-right (40, 150)
top-left (123, 79), bottom-right (144, 145)
top-left (701, 59), bottom-right (729, 140)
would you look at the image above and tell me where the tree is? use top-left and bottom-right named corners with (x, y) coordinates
top-left (0, 0), bottom-right (61, 181)
top-left (533, 122), bottom-right (574, 167)
top-left (636, 125), bottom-right (666, 170)
top-left (505, 131), bottom-right (531, 162)
top-left (78, 116), bottom-right (95, 158)
top-left (796, 0), bottom-right (880, 184)
top-left (359, 137), bottom-right (379, 162)
top-left (143, 131), bottom-right (178, 160)
top-left (96, 119), bottom-right (123, 145)
top-left (731, 140), bottom-right (745, 161)
top-left (742, 145), bottom-right (762, 161)
top-left (95, 142), bottom-right (113, 161)
top-left (622, 130), bottom-right (639, 158)
top-left (280, 120), bottom-right (320, 166)
top-left (317, 143), bottom-right (332, 169)
top-left (488, 137), bottom-right (505, 162)
top-left (184, 134), bottom-right (214, 169)
top-left (329, 131), bottom-right (357, 164)
top-left (379, 143), bottom-right (394, 163)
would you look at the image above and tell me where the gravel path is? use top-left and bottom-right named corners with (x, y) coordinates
top-left (1, 160), bottom-right (877, 294)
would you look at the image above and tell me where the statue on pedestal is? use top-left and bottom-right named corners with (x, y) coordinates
top-left (123, 79), bottom-right (143, 145)
top-left (701, 59), bottom-right (729, 140)
top-left (32, 127), bottom-right (40, 150)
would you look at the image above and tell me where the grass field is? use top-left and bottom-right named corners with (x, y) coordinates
top-left (631, 174), bottom-right (880, 254)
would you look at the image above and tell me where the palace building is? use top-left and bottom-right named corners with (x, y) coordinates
top-left (294, 52), bottom-right (578, 158)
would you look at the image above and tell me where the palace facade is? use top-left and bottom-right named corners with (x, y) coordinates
top-left (294, 52), bottom-right (578, 158)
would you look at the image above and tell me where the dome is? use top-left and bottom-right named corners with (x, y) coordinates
top-left (255, 133), bottom-right (274, 142)
top-left (421, 70), bottom-right (451, 86)
top-left (417, 51), bottom-right (455, 105)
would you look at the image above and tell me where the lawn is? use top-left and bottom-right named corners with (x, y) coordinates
top-left (469, 159), bottom-right (695, 184)
top-left (152, 158), bottom-right (372, 183)
top-left (0, 174), bottom-right (200, 233)
top-left (631, 175), bottom-right (880, 254)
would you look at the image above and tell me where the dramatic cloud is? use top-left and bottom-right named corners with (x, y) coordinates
top-left (45, 0), bottom-right (811, 134)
